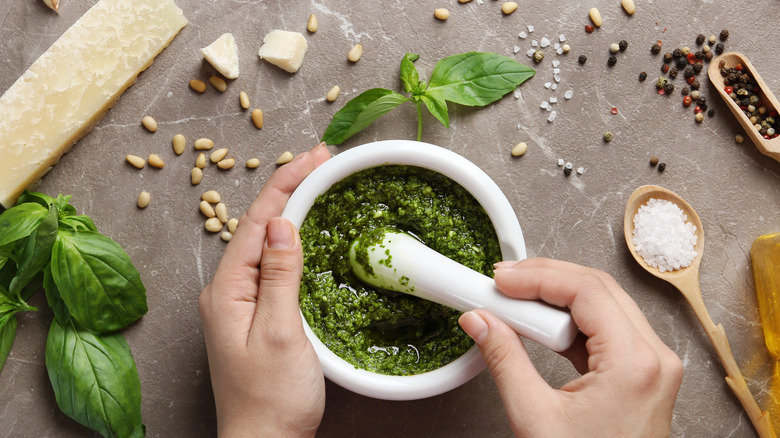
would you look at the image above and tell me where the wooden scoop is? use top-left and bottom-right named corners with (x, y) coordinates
top-left (624, 185), bottom-right (776, 438)
top-left (708, 52), bottom-right (780, 163)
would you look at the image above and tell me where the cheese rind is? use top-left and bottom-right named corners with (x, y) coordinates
top-left (258, 30), bottom-right (308, 73)
top-left (0, 0), bottom-right (188, 208)
top-left (201, 33), bottom-right (240, 79)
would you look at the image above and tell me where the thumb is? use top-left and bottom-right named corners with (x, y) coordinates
top-left (459, 310), bottom-right (555, 420)
top-left (255, 217), bottom-right (304, 323)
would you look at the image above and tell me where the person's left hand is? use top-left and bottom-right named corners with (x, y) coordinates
top-left (199, 143), bottom-right (331, 437)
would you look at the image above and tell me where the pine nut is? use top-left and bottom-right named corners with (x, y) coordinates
top-left (227, 218), bottom-right (238, 234)
top-left (142, 116), bottom-right (158, 133)
top-left (621, 0), bottom-right (635, 15)
top-left (511, 142), bottom-right (528, 156)
top-left (191, 167), bottom-right (203, 185)
top-left (148, 154), bottom-right (165, 168)
top-left (589, 8), bottom-right (602, 27)
top-left (205, 217), bottom-right (223, 233)
top-left (307, 13), bottom-right (318, 33)
top-left (221, 231), bottom-right (233, 242)
top-left (209, 75), bottom-right (227, 92)
top-left (434, 8), bottom-right (449, 20)
top-left (458, 0), bottom-right (471, 2)
top-left (210, 148), bottom-right (228, 163)
top-left (126, 155), bottom-right (145, 169)
top-left (276, 151), bottom-right (294, 165)
top-left (501, 2), bottom-right (517, 15)
top-left (239, 91), bottom-right (250, 109)
top-left (172, 134), bottom-right (186, 155)
top-left (196, 153), bottom-right (207, 169)
top-left (348, 44), bottom-right (363, 62)
top-left (194, 138), bottom-right (214, 150)
top-left (202, 190), bottom-right (220, 203)
top-left (200, 200), bottom-right (216, 218)
top-left (189, 79), bottom-right (207, 93)
top-left (215, 203), bottom-right (228, 223)
top-left (246, 158), bottom-right (260, 169)
top-left (326, 85), bottom-right (340, 102)
top-left (137, 191), bottom-right (150, 209)
top-left (252, 109), bottom-right (264, 129)
top-left (217, 158), bottom-right (235, 170)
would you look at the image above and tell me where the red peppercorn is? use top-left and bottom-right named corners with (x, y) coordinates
top-left (735, 63), bottom-right (743, 71)
top-left (765, 135), bottom-right (771, 139)
top-left (694, 105), bottom-right (703, 113)
top-left (724, 86), bottom-right (733, 94)
top-left (661, 65), bottom-right (670, 73)
top-left (686, 53), bottom-right (697, 64)
top-left (585, 24), bottom-right (594, 33)
top-left (611, 107), bottom-right (618, 114)
top-left (686, 76), bottom-right (695, 85)
top-left (683, 96), bottom-right (692, 106)
top-left (658, 89), bottom-right (666, 95)
top-left (770, 110), bottom-right (778, 117)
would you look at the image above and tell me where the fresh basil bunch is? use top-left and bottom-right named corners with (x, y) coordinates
top-left (322, 51), bottom-right (535, 145)
top-left (0, 191), bottom-right (147, 437)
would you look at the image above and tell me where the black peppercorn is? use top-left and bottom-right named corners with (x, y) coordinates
top-left (672, 48), bottom-right (682, 58)
top-left (564, 167), bottom-right (572, 176)
top-left (681, 86), bottom-right (690, 96)
top-left (699, 103), bottom-right (708, 112)
top-left (695, 51), bottom-right (704, 60)
top-left (715, 43), bottom-right (724, 54)
top-left (696, 34), bottom-right (705, 45)
top-left (669, 67), bottom-right (678, 79)
top-left (663, 52), bottom-right (673, 63)
top-left (727, 72), bottom-right (738, 84)
top-left (578, 54), bottom-right (587, 64)
top-left (693, 63), bottom-right (703, 74)
top-left (651, 42), bottom-right (662, 54)
top-left (708, 108), bottom-right (715, 117)
top-left (684, 67), bottom-right (694, 78)
top-left (619, 40), bottom-right (628, 51)
top-left (664, 83), bottom-right (674, 93)
top-left (720, 29), bottom-right (729, 41)
top-left (661, 64), bottom-right (669, 73)
top-left (675, 57), bottom-right (688, 69)
top-left (697, 96), bottom-right (707, 105)
top-left (705, 51), bottom-right (713, 61)
top-left (658, 162), bottom-right (666, 173)
top-left (690, 80), bottom-right (700, 90)
top-left (639, 71), bottom-right (648, 81)
top-left (608, 55), bottom-right (617, 67)
top-left (650, 156), bottom-right (659, 167)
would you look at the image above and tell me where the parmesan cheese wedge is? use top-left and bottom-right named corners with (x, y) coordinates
top-left (0, 0), bottom-right (187, 209)
top-left (258, 30), bottom-right (308, 73)
top-left (201, 33), bottom-right (239, 79)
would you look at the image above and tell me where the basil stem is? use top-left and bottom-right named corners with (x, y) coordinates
top-left (0, 315), bottom-right (17, 372)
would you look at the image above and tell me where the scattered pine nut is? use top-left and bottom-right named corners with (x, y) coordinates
top-left (458, 0), bottom-right (472, 3)
top-left (307, 13), bottom-right (318, 33)
top-left (209, 75), bottom-right (227, 92)
top-left (434, 8), bottom-right (450, 20)
top-left (215, 203), bottom-right (228, 223)
top-left (227, 218), bottom-right (239, 234)
top-left (621, 0), bottom-right (636, 15)
top-left (217, 158), bottom-right (235, 170)
top-left (239, 91), bottom-right (250, 109)
top-left (199, 200), bottom-right (216, 218)
top-left (246, 158), bottom-right (261, 169)
top-left (276, 151), bottom-right (294, 165)
top-left (196, 153), bottom-right (207, 169)
top-left (205, 217), bottom-right (223, 233)
top-left (348, 44), bottom-right (363, 62)
top-left (172, 134), bottom-right (186, 155)
top-left (194, 138), bottom-right (214, 150)
top-left (137, 191), bottom-right (151, 209)
top-left (326, 85), bottom-right (340, 102)
top-left (189, 79), bottom-right (207, 93)
top-left (511, 142), bottom-right (528, 156)
top-left (251, 109), bottom-right (264, 129)
top-left (221, 231), bottom-right (233, 242)
top-left (191, 167), bottom-right (203, 185)
top-left (501, 2), bottom-right (518, 15)
top-left (148, 154), bottom-right (165, 168)
top-left (210, 148), bottom-right (228, 163)
top-left (142, 116), bottom-right (158, 133)
top-left (589, 8), bottom-right (602, 27)
top-left (202, 190), bottom-right (221, 203)
top-left (126, 155), bottom-right (146, 169)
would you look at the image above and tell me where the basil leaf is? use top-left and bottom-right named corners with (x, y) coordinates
top-left (426, 52), bottom-right (535, 106)
top-left (59, 215), bottom-right (98, 232)
top-left (52, 230), bottom-right (147, 333)
top-left (44, 264), bottom-right (70, 326)
top-left (0, 244), bottom-right (11, 272)
top-left (322, 88), bottom-right (411, 145)
top-left (400, 53), bottom-right (421, 94)
top-left (0, 314), bottom-right (17, 373)
top-left (16, 191), bottom-right (54, 208)
top-left (46, 319), bottom-right (144, 438)
top-left (53, 194), bottom-right (77, 218)
top-left (420, 94), bottom-right (450, 128)
top-left (0, 202), bottom-right (48, 247)
top-left (8, 204), bottom-right (58, 298)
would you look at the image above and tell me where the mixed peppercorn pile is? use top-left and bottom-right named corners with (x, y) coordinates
top-left (719, 62), bottom-right (778, 139)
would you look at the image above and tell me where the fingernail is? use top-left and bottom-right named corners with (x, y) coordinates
top-left (266, 218), bottom-right (295, 249)
top-left (459, 311), bottom-right (488, 344)
top-left (313, 141), bottom-right (326, 150)
top-left (494, 261), bottom-right (516, 269)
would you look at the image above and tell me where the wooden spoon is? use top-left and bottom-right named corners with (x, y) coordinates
top-left (708, 52), bottom-right (780, 163)
top-left (624, 185), bottom-right (775, 438)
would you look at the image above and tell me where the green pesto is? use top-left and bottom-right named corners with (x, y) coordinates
top-left (299, 165), bottom-right (502, 375)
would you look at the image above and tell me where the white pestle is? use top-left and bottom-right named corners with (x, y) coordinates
top-left (348, 229), bottom-right (579, 352)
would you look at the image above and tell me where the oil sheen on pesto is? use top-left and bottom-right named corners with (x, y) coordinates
top-left (299, 165), bottom-right (502, 376)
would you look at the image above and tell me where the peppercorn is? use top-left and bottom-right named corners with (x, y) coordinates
top-left (607, 55), bottom-right (617, 67)
top-left (682, 96), bottom-right (692, 106)
top-left (603, 131), bottom-right (613, 142)
top-left (696, 34), bottom-right (705, 45)
top-left (650, 156), bottom-right (659, 166)
top-left (681, 86), bottom-right (690, 96)
top-left (695, 51), bottom-right (704, 60)
top-left (664, 83), bottom-right (675, 93)
top-left (690, 90), bottom-right (701, 99)
top-left (697, 96), bottom-right (707, 105)
top-left (578, 54), bottom-right (587, 64)
top-left (693, 63), bottom-right (703, 74)
top-left (690, 80), bottom-right (700, 90)
top-left (681, 46), bottom-right (691, 56)
top-left (683, 67), bottom-right (694, 78)
top-left (661, 64), bottom-right (669, 73)
top-left (533, 50), bottom-right (544, 63)
top-left (686, 76), bottom-right (695, 85)
top-left (658, 162), bottom-right (666, 172)
top-left (675, 57), bottom-right (688, 69)
top-left (695, 112), bottom-right (704, 123)
top-left (708, 108), bottom-right (715, 117)
top-left (720, 29), bottom-right (729, 41)
top-left (656, 77), bottom-right (667, 89)
top-left (715, 43), bottom-right (724, 55)
top-left (639, 71), bottom-right (648, 81)
top-left (663, 52), bottom-right (673, 63)
top-left (735, 133), bottom-right (745, 143)
top-left (564, 167), bottom-right (573, 176)
top-left (699, 103), bottom-right (708, 112)
top-left (709, 35), bottom-right (717, 44)
top-left (651, 42), bottom-right (662, 54)
top-left (705, 51), bottom-right (714, 61)
top-left (702, 45), bottom-right (710, 53)
top-left (619, 40), bottom-right (628, 52)
top-left (669, 67), bottom-right (678, 79)
top-left (585, 24), bottom-right (595, 33)
top-left (672, 48), bottom-right (682, 58)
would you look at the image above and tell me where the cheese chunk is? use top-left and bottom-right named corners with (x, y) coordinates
top-left (201, 33), bottom-right (239, 79)
top-left (0, 0), bottom-right (187, 208)
top-left (258, 30), bottom-right (308, 73)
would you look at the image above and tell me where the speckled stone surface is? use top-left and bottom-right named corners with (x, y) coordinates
top-left (1, 1), bottom-right (779, 436)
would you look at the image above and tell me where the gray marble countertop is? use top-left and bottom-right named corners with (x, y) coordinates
top-left (1, 0), bottom-right (779, 436)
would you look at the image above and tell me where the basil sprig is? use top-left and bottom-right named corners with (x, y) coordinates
top-left (0, 191), bottom-right (147, 437)
top-left (322, 51), bottom-right (535, 145)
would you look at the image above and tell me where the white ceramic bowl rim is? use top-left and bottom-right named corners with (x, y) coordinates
top-left (282, 140), bottom-right (526, 401)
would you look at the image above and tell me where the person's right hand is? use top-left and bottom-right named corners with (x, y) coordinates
top-left (459, 258), bottom-right (683, 437)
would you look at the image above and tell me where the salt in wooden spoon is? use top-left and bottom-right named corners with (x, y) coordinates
top-left (624, 185), bottom-right (775, 438)
top-left (708, 52), bottom-right (780, 163)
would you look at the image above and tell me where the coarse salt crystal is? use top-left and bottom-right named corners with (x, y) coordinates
top-left (564, 89), bottom-right (574, 99)
top-left (532, 40), bottom-right (539, 47)
top-left (556, 48), bottom-right (563, 55)
top-left (552, 60), bottom-right (560, 68)
top-left (527, 25), bottom-right (534, 32)
top-left (526, 49), bottom-right (536, 57)
top-left (549, 97), bottom-right (558, 103)
top-left (576, 167), bottom-right (584, 174)
top-left (540, 37), bottom-right (550, 48)
top-left (565, 161), bottom-right (573, 169)
top-left (551, 83), bottom-right (558, 90)
top-left (559, 34), bottom-right (566, 42)
top-left (553, 68), bottom-right (561, 74)
top-left (548, 110), bottom-right (557, 122)
top-left (540, 101), bottom-right (550, 109)
top-left (557, 158), bottom-right (565, 166)
top-left (544, 82), bottom-right (552, 89)
top-left (554, 74), bottom-right (561, 83)
top-left (632, 198), bottom-right (698, 273)
top-left (519, 31), bottom-right (528, 39)
top-left (554, 43), bottom-right (561, 50)
top-left (514, 89), bottom-right (522, 99)
top-left (513, 45), bottom-right (521, 53)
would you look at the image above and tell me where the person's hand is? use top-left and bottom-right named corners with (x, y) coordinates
top-left (459, 258), bottom-right (683, 437)
top-left (199, 143), bottom-right (331, 437)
